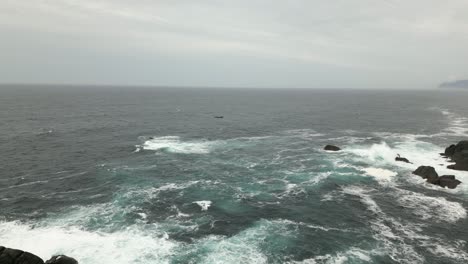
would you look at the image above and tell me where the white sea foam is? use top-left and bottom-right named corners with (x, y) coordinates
top-left (351, 138), bottom-right (468, 193)
top-left (346, 141), bottom-right (402, 166)
top-left (141, 136), bottom-right (216, 154)
top-left (341, 186), bottom-right (425, 263)
top-left (193, 200), bottom-right (212, 211)
top-left (341, 185), bottom-right (467, 264)
top-left (425, 241), bottom-right (468, 262)
top-left (397, 192), bottom-right (467, 223)
top-left (123, 181), bottom-right (201, 201)
top-left (280, 129), bottom-right (325, 139)
top-left (437, 108), bottom-right (468, 136)
top-left (137, 212), bottom-right (148, 220)
top-left (279, 219), bottom-right (356, 233)
top-left (170, 205), bottom-right (191, 218)
top-left (195, 219), bottom-right (296, 264)
top-left (346, 140), bottom-right (467, 179)
top-left (341, 186), bottom-right (382, 214)
top-left (290, 247), bottom-right (374, 264)
top-left (0, 221), bottom-right (177, 264)
top-left (362, 167), bottom-right (397, 185)
top-left (320, 191), bottom-right (342, 202)
top-left (278, 183), bottom-right (306, 198)
top-left (195, 235), bottom-right (268, 264)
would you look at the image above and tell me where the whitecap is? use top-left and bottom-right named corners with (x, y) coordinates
top-left (194, 219), bottom-right (295, 264)
top-left (0, 221), bottom-right (177, 264)
top-left (346, 140), bottom-right (460, 177)
top-left (397, 191), bottom-right (466, 223)
top-left (141, 136), bottom-right (216, 154)
top-left (289, 247), bottom-right (375, 264)
top-left (341, 186), bottom-right (425, 263)
top-left (193, 200), bottom-right (212, 211)
top-left (362, 167), bottom-right (397, 185)
top-left (436, 108), bottom-right (468, 136)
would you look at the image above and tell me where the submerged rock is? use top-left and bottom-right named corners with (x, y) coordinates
top-left (0, 246), bottom-right (44, 264)
top-left (324, 145), bottom-right (341, 151)
top-left (412, 166), bottom-right (462, 189)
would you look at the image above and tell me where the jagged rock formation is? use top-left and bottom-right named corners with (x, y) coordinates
top-left (412, 166), bottom-right (461, 189)
top-left (442, 141), bottom-right (468, 171)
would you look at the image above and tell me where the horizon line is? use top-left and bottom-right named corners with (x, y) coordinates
top-left (0, 82), bottom-right (442, 91)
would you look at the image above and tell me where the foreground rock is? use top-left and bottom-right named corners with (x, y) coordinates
top-left (412, 166), bottom-right (462, 189)
top-left (0, 246), bottom-right (43, 264)
top-left (0, 247), bottom-right (78, 264)
top-left (442, 141), bottom-right (468, 171)
top-left (324, 145), bottom-right (341, 151)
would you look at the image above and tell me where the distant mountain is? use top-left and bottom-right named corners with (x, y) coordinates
top-left (439, 79), bottom-right (468, 88)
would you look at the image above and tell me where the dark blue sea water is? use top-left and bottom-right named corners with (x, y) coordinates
top-left (1, 85), bottom-right (468, 263)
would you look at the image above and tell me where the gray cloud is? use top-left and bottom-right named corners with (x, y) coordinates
top-left (1, 0), bottom-right (467, 88)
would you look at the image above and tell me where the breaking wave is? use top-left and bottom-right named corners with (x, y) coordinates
top-left (137, 136), bottom-right (217, 154)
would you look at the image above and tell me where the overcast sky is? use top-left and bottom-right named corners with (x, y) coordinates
top-left (1, 0), bottom-right (467, 89)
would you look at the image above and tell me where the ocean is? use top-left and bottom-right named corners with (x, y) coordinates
top-left (0, 85), bottom-right (467, 263)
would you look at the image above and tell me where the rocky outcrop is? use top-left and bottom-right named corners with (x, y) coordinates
top-left (443, 144), bottom-right (456, 157)
top-left (442, 141), bottom-right (468, 171)
top-left (413, 166), bottom-right (439, 183)
top-left (324, 145), bottom-right (341, 151)
top-left (395, 155), bottom-right (411, 164)
top-left (437, 175), bottom-right (462, 189)
top-left (0, 246), bottom-right (44, 264)
top-left (412, 166), bottom-right (462, 189)
top-left (0, 247), bottom-right (77, 264)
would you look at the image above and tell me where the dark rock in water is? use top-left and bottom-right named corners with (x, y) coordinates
top-left (45, 255), bottom-right (78, 264)
top-left (412, 166), bottom-right (462, 188)
top-left (0, 247), bottom-right (78, 264)
top-left (395, 155), bottom-right (411, 164)
top-left (413, 166), bottom-right (438, 181)
top-left (444, 144), bottom-right (456, 157)
top-left (443, 141), bottom-right (468, 171)
top-left (447, 162), bottom-right (468, 171)
top-left (437, 175), bottom-right (462, 189)
top-left (0, 246), bottom-right (44, 264)
top-left (324, 145), bottom-right (341, 151)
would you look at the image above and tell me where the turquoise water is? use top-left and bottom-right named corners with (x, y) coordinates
top-left (0, 86), bottom-right (467, 263)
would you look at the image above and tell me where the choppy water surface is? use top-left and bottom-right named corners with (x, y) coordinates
top-left (1, 86), bottom-right (468, 263)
